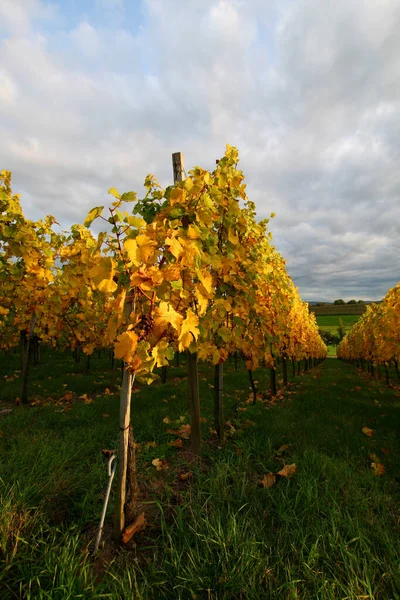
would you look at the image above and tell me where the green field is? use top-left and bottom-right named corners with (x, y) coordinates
top-left (310, 304), bottom-right (368, 316)
top-left (316, 314), bottom-right (361, 357)
top-left (1, 351), bottom-right (400, 599)
top-left (316, 314), bottom-right (361, 329)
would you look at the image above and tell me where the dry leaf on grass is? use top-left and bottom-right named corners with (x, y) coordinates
top-left (152, 458), bottom-right (168, 471)
top-left (168, 438), bottom-right (183, 448)
top-left (370, 453), bottom-right (385, 477)
top-left (275, 444), bottom-right (289, 456)
top-left (122, 512), bottom-right (146, 544)
top-left (144, 441), bottom-right (156, 449)
top-left (362, 426), bottom-right (374, 437)
top-left (179, 471), bottom-right (193, 481)
top-left (101, 449), bottom-right (115, 459)
top-left (260, 473), bottom-right (276, 488)
top-left (276, 463), bottom-right (297, 478)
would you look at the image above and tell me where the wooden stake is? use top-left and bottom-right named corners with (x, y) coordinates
top-left (113, 298), bottom-right (133, 542)
top-left (214, 363), bottom-right (224, 444)
top-left (21, 313), bottom-right (36, 404)
top-left (172, 151), bottom-right (202, 457)
top-left (282, 357), bottom-right (288, 387)
top-left (172, 152), bottom-right (185, 182)
top-left (248, 369), bottom-right (257, 404)
top-left (270, 366), bottom-right (277, 396)
top-left (187, 351), bottom-right (201, 456)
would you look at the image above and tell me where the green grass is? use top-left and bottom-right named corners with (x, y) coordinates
top-left (1, 351), bottom-right (400, 599)
top-left (316, 315), bottom-right (361, 329)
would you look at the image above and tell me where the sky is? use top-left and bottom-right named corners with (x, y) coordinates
top-left (1, 0), bottom-right (400, 302)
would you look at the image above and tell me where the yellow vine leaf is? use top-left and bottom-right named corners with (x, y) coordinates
top-left (178, 309), bottom-right (199, 351)
top-left (170, 188), bottom-right (186, 206)
top-left (165, 236), bottom-right (183, 259)
top-left (155, 302), bottom-right (183, 332)
top-left (152, 341), bottom-right (174, 367)
top-left (89, 257), bottom-right (117, 293)
top-left (124, 238), bottom-right (140, 266)
top-left (84, 206), bottom-right (104, 228)
top-left (114, 331), bottom-right (139, 362)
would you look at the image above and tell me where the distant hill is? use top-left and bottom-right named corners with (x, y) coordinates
top-left (309, 304), bottom-right (367, 316)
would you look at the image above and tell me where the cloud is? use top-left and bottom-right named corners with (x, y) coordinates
top-left (0, 0), bottom-right (399, 301)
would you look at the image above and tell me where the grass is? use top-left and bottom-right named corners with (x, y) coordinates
top-left (1, 350), bottom-right (400, 599)
top-left (316, 315), bottom-right (361, 356)
top-left (316, 315), bottom-right (361, 329)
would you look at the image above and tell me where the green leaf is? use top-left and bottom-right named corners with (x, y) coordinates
top-left (84, 206), bottom-right (104, 228)
top-left (126, 215), bottom-right (147, 228)
top-left (120, 191), bottom-right (137, 203)
top-left (108, 187), bottom-right (121, 199)
top-left (171, 279), bottom-right (183, 290)
top-left (170, 207), bottom-right (185, 219)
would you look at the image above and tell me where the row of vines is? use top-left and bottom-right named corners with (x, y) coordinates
top-left (0, 145), bottom-right (327, 540)
top-left (337, 282), bottom-right (400, 383)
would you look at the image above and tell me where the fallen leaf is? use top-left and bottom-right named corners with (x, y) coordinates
top-left (354, 386), bottom-right (362, 392)
top-left (238, 407), bottom-right (248, 412)
top-left (369, 454), bottom-right (385, 477)
top-left (168, 438), bottom-right (183, 448)
top-left (276, 444), bottom-right (289, 456)
top-left (0, 408), bottom-right (13, 416)
top-left (260, 473), bottom-right (276, 488)
top-left (101, 449), bottom-right (115, 459)
top-left (104, 388), bottom-right (111, 395)
top-left (276, 464), bottom-right (297, 478)
top-left (152, 458), bottom-right (168, 471)
top-left (362, 427), bottom-right (374, 437)
top-left (102, 414), bottom-right (110, 418)
top-left (381, 448), bottom-right (391, 455)
top-left (200, 417), bottom-right (207, 423)
top-left (163, 416), bottom-right (170, 424)
top-left (162, 399), bottom-right (168, 403)
top-left (145, 441), bottom-right (157, 449)
top-left (176, 424), bottom-right (191, 439)
top-left (179, 471), bottom-right (193, 481)
top-left (122, 512), bottom-right (146, 544)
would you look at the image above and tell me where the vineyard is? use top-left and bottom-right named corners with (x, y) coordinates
top-left (338, 283), bottom-right (400, 383)
top-left (1, 149), bottom-right (400, 599)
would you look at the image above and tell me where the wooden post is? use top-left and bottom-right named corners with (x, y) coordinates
top-left (172, 151), bottom-right (202, 456)
top-left (270, 366), bottom-right (277, 396)
top-left (248, 369), bottom-right (257, 404)
top-left (214, 363), bottom-right (224, 444)
top-left (21, 314), bottom-right (36, 404)
top-left (187, 351), bottom-right (201, 456)
top-left (172, 152), bottom-right (185, 182)
top-left (282, 357), bottom-right (288, 387)
top-left (113, 298), bottom-right (133, 541)
top-left (20, 330), bottom-right (26, 371)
